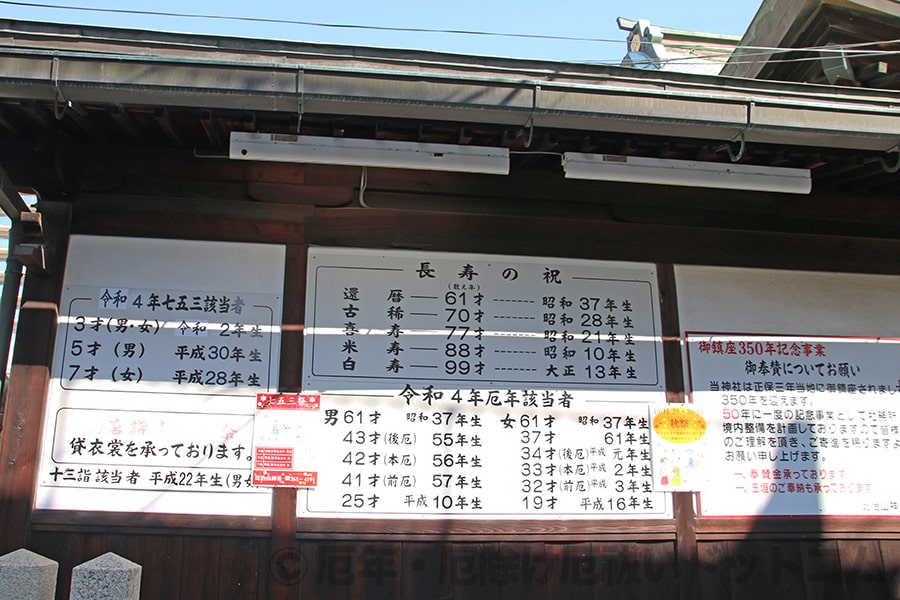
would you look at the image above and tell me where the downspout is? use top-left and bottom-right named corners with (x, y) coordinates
top-left (0, 166), bottom-right (33, 408)
top-left (0, 222), bottom-right (22, 404)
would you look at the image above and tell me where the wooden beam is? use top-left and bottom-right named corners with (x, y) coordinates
top-left (0, 106), bottom-right (21, 136)
top-left (657, 264), bottom-right (699, 600)
top-left (856, 61), bottom-right (889, 83)
top-left (268, 243), bottom-right (307, 600)
top-left (74, 193), bottom-right (315, 223)
top-left (18, 99), bottom-right (53, 129)
top-left (247, 182), bottom-right (354, 206)
top-left (200, 109), bottom-right (225, 149)
top-left (63, 103), bottom-right (107, 142)
top-left (107, 104), bottom-right (144, 143)
top-left (0, 201), bottom-right (70, 553)
top-left (304, 208), bottom-right (900, 275)
top-left (0, 162), bottom-right (30, 217)
top-left (458, 126), bottom-right (474, 145)
top-left (153, 106), bottom-right (185, 146)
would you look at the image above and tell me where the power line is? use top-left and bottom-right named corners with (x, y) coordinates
top-left (0, 0), bottom-right (626, 45)
top-left (646, 45), bottom-right (900, 68)
top-left (1, 0), bottom-right (897, 70)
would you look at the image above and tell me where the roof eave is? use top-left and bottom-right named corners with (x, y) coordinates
top-left (0, 19), bottom-right (897, 153)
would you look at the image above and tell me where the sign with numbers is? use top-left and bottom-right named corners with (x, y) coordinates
top-left (299, 248), bottom-right (671, 519)
top-left (675, 265), bottom-right (900, 517)
top-left (687, 332), bottom-right (900, 516)
top-left (303, 247), bottom-right (665, 403)
top-left (294, 393), bottom-right (672, 519)
top-left (36, 235), bottom-right (285, 515)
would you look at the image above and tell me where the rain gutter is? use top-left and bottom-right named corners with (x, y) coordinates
top-left (0, 29), bottom-right (897, 152)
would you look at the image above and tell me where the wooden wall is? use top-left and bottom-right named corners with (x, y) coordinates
top-left (2, 146), bottom-right (900, 599)
top-left (22, 533), bottom-right (900, 599)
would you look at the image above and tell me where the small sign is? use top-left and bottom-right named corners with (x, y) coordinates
top-left (251, 393), bottom-right (320, 488)
top-left (252, 470), bottom-right (318, 487)
top-left (653, 406), bottom-right (707, 444)
top-left (651, 405), bottom-right (710, 492)
top-left (257, 393), bottom-right (321, 411)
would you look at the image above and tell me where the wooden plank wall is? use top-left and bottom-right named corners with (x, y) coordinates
top-left (26, 533), bottom-right (686, 599)
top-left (2, 149), bottom-right (900, 599)
top-left (23, 533), bottom-right (900, 598)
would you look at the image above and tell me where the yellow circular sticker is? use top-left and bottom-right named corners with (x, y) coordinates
top-left (653, 407), bottom-right (706, 444)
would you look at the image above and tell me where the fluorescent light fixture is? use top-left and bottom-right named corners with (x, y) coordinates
top-left (230, 132), bottom-right (509, 175)
top-left (562, 152), bottom-right (811, 194)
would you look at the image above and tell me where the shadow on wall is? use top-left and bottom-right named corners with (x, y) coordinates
top-left (287, 419), bottom-right (900, 599)
top-left (697, 419), bottom-right (898, 600)
top-left (22, 421), bottom-right (900, 599)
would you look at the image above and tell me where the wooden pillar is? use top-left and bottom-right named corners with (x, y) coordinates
top-left (268, 243), bottom-right (307, 599)
top-left (0, 201), bottom-right (70, 554)
top-left (657, 263), bottom-right (700, 600)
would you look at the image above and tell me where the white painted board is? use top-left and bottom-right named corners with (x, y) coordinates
top-left (303, 247), bottom-right (665, 402)
top-left (675, 266), bottom-right (900, 517)
top-left (35, 235), bottom-right (285, 515)
top-left (300, 248), bottom-right (671, 519)
top-left (294, 393), bottom-right (672, 519)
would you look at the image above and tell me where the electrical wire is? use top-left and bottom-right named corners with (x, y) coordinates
top-left (624, 48), bottom-right (900, 70)
top-left (1, 0), bottom-right (898, 70)
top-left (623, 36), bottom-right (900, 68)
top-left (0, 0), bottom-right (626, 45)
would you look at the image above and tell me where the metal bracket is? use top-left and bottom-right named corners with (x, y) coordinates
top-left (716, 101), bottom-right (754, 162)
top-left (878, 144), bottom-right (900, 174)
top-left (717, 132), bottom-right (746, 163)
top-left (51, 55), bottom-right (67, 120)
top-left (519, 83), bottom-right (540, 149)
top-left (295, 68), bottom-right (304, 133)
top-left (358, 166), bottom-right (369, 208)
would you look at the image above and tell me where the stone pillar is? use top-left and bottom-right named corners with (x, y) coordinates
top-left (69, 552), bottom-right (141, 600)
top-left (0, 548), bottom-right (58, 600)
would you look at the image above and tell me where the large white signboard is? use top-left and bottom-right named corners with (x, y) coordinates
top-left (36, 235), bottom-right (285, 516)
top-left (300, 248), bottom-right (671, 519)
top-left (676, 266), bottom-right (900, 517)
top-left (304, 247), bottom-right (665, 401)
top-left (688, 333), bottom-right (900, 516)
top-left (292, 393), bottom-right (671, 519)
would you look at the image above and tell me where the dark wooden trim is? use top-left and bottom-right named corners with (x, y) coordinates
top-left (11, 202), bottom-right (71, 364)
top-left (69, 196), bottom-right (900, 276)
top-left (293, 517), bottom-right (676, 540)
top-left (656, 264), bottom-right (685, 405)
top-left (30, 509), bottom-right (272, 534)
top-left (657, 264), bottom-right (700, 599)
top-left (401, 541), bottom-right (452, 599)
top-left (268, 243), bottom-right (308, 600)
top-left (305, 208), bottom-right (900, 275)
top-left (697, 517), bottom-right (900, 538)
top-left (72, 211), bottom-right (306, 246)
top-left (74, 194), bottom-right (316, 224)
top-left (0, 365), bottom-right (53, 554)
top-left (278, 243), bottom-right (307, 393)
top-left (0, 201), bottom-right (70, 554)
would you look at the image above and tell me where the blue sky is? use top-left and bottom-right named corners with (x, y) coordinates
top-left (0, 0), bottom-right (763, 63)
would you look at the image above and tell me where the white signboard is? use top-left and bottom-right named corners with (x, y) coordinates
top-left (675, 265), bottom-right (900, 517)
top-left (294, 393), bottom-right (671, 519)
top-left (36, 236), bottom-right (285, 516)
top-left (300, 248), bottom-right (670, 519)
top-left (688, 333), bottom-right (900, 516)
top-left (303, 247), bottom-right (665, 403)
